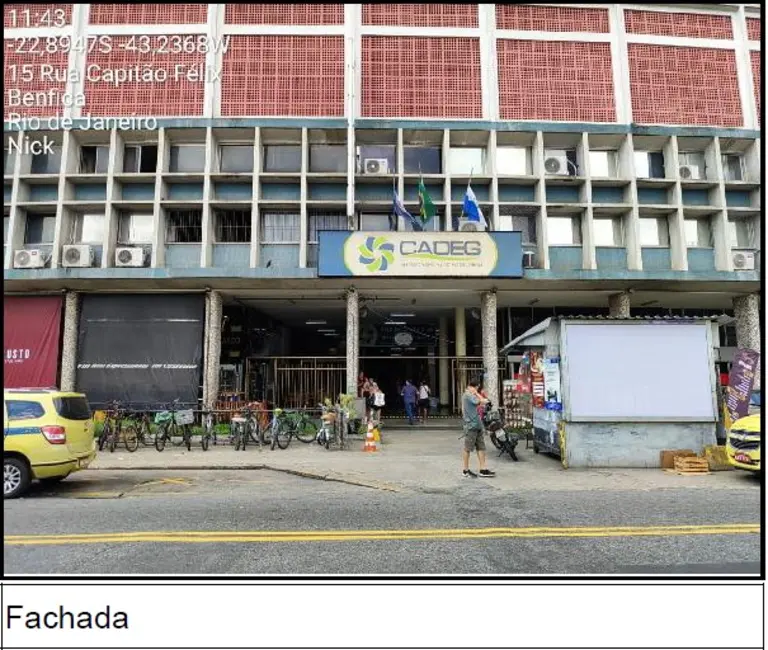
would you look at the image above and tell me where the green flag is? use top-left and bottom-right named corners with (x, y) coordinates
top-left (417, 176), bottom-right (437, 227)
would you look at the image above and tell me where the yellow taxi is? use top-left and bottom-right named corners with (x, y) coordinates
top-left (726, 413), bottom-right (761, 473)
top-left (4, 389), bottom-right (96, 499)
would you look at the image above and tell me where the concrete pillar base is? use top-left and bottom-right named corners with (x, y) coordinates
top-left (608, 292), bottom-right (631, 318)
top-left (204, 291), bottom-right (223, 408)
top-left (346, 288), bottom-right (359, 395)
top-left (60, 292), bottom-right (80, 392)
top-left (733, 293), bottom-right (761, 390)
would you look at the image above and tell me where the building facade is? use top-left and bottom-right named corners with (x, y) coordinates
top-left (3, 3), bottom-right (762, 411)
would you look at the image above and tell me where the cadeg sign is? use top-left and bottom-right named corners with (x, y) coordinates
top-left (317, 231), bottom-right (522, 277)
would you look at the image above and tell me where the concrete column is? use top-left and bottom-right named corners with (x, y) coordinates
top-left (733, 293), bottom-right (761, 390)
top-left (608, 292), bottom-right (631, 318)
top-left (438, 316), bottom-right (450, 407)
top-left (204, 291), bottom-right (223, 407)
top-left (455, 307), bottom-right (467, 357)
top-left (60, 292), bottom-right (80, 391)
top-left (480, 291), bottom-right (499, 405)
top-left (345, 288), bottom-right (359, 395)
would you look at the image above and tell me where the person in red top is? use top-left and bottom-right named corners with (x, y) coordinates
top-left (476, 387), bottom-right (489, 420)
top-left (357, 371), bottom-right (369, 398)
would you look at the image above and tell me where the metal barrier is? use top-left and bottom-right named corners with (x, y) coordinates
top-left (451, 357), bottom-right (509, 414)
top-left (271, 357), bottom-right (346, 409)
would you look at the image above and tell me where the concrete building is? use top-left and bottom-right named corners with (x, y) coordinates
top-left (3, 3), bottom-right (762, 412)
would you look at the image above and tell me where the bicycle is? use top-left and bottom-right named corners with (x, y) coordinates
top-left (200, 407), bottom-right (216, 452)
top-left (99, 401), bottom-right (138, 453)
top-left (286, 408), bottom-right (320, 444)
top-left (270, 408), bottom-right (294, 450)
top-left (123, 409), bottom-right (155, 448)
top-left (231, 406), bottom-right (260, 451)
top-left (316, 403), bottom-right (340, 450)
top-left (154, 400), bottom-right (193, 452)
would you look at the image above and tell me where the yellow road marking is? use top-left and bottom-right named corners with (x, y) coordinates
top-left (4, 523), bottom-right (759, 546)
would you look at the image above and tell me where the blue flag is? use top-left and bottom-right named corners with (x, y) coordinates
top-left (463, 184), bottom-right (488, 229)
top-left (393, 188), bottom-right (423, 231)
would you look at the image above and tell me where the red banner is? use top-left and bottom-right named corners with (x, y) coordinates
top-left (4, 296), bottom-right (63, 388)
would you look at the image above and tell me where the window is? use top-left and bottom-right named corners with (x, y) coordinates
top-left (359, 213), bottom-right (393, 231)
top-left (634, 151), bottom-right (665, 179)
top-left (117, 212), bottom-right (154, 244)
top-left (24, 215), bottom-right (56, 244)
top-left (678, 152), bottom-right (707, 179)
top-left (403, 146), bottom-right (441, 174)
top-left (214, 209), bottom-right (251, 243)
top-left (400, 210), bottom-right (441, 232)
top-left (589, 151), bottom-right (617, 178)
top-left (721, 154), bottom-right (744, 182)
top-left (543, 149), bottom-right (579, 176)
top-left (54, 396), bottom-right (91, 420)
top-left (30, 146), bottom-right (61, 174)
top-left (4, 215), bottom-right (9, 244)
top-left (548, 217), bottom-right (581, 245)
top-left (169, 145), bottom-right (206, 173)
top-left (261, 212), bottom-right (300, 243)
top-left (308, 211), bottom-right (347, 242)
top-left (218, 145), bottom-right (253, 173)
top-left (357, 145), bottom-right (396, 174)
top-left (497, 208), bottom-right (537, 244)
top-left (496, 147), bottom-right (530, 175)
top-left (448, 148), bottom-right (485, 175)
top-left (79, 146), bottom-right (109, 174)
top-left (71, 213), bottom-right (105, 244)
top-left (592, 217), bottom-right (624, 246)
top-left (684, 218), bottom-right (712, 247)
top-left (309, 145), bottom-right (347, 173)
top-left (638, 217), bottom-right (670, 246)
top-left (5, 400), bottom-right (45, 420)
top-left (123, 144), bottom-right (158, 173)
top-left (5, 148), bottom-right (16, 175)
top-left (263, 145), bottom-right (301, 173)
top-left (166, 209), bottom-right (203, 243)
top-left (728, 217), bottom-right (757, 249)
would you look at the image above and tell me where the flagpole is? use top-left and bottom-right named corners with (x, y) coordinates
top-left (460, 167), bottom-right (474, 220)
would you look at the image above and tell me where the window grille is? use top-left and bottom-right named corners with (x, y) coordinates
top-left (215, 209), bottom-right (252, 243)
top-left (166, 209), bottom-right (203, 243)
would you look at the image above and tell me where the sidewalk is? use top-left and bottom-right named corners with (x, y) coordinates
top-left (90, 426), bottom-right (757, 494)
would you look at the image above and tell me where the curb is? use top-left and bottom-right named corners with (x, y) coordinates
top-left (89, 464), bottom-right (401, 492)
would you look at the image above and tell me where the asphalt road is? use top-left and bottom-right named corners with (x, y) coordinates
top-left (3, 469), bottom-right (762, 575)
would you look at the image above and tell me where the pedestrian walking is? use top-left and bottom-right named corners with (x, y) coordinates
top-left (418, 380), bottom-right (431, 423)
top-left (371, 381), bottom-right (385, 422)
top-left (401, 380), bottom-right (418, 426)
top-left (461, 379), bottom-right (495, 478)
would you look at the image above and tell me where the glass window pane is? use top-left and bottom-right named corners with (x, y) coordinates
top-left (357, 145), bottom-right (396, 174)
top-left (593, 218), bottom-right (620, 246)
top-left (449, 148), bottom-right (485, 175)
top-left (25, 215), bottom-right (56, 244)
top-left (169, 145), bottom-right (205, 173)
top-left (360, 213), bottom-right (392, 231)
top-left (219, 145), bottom-right (253, 173)
top-left (639, 218), bottom-right (661, 246)
top-left (80, 214), bottom-right (104, 243)
top-left (5, 148), bottom-right (16, 175)
top-left (263, 145), bottom-right (301, 173)
top-left (496, 147), bottom-right (529, 175)
top-left (123, 146), bottom-right (139, 173)
top-left (589, 151), bottom-right (615, 178)
top-left (548, 217), bottom-right (578, 245)
top-left (403, 147), bottom-right (441, 174)
top-left (722, 155), bottom-right (743, 182)
top-left (309, 145), bottom-right (347, 173)
top-left (308, 212), bottom-right (347, 241)
top-left (4, 215), bottom-right (9, 243)
top-left (30, 146), bottom-right (61, 174)
top-left (634, 152), bottom-right (650, 178)
top-left (678, 152), bottom-right (706, 177)
top-left (262, 212), bottom-right (300, 242)
top-left (683, 219), bottom-right (698, 246)
top-left (129, 213), bottom-right (154, 243)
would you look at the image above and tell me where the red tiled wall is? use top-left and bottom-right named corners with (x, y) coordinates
top-left (83, 36), bottom-right (205, 117)
top-left (497, 41), bottom-right (615, 122)
top-left (225, 4), bottom-right (343, 25)
top-left (361, 36), bottom-right (481, 118)
top-left (220, 36), bottom-right (344, 117)
top-left (752, 51), bottom-right (760, 125)
top-left (496, 5), bottom-right (609, 33)
top-left (89, 4), bottom-right (207, 25)
top-left (4, 4), bottom-right (72, 28)
top-left (628, 45), bottom-right (741, 127)
top-left (624, 10), bottom-right (733, 39)
top-left (362, 4), bottom-right (478, 28)
top-left (747, 18), bottom-right (761, 41)
top-left (3, 45), bottom-right (68, 119)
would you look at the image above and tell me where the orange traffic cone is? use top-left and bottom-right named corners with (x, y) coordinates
top-left (363, 420), bottom-right (379, 452)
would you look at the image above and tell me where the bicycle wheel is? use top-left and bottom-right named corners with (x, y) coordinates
top-left (248, 420), bottom-right (261, 444)
top-left (139, 421), bottom-right (154, 446)
top-left (489, 431), bottom-right (503, 450)
top-left (123, 425), bottom-right (139, 452)
top-left (201, 429), bottom-right (210, 451)
top-left (98, 423), bottom-right (110, 451)
top-left (183, 425), bottom-right (192, 451)
top-left (155, 426), bottom-right (168, 452)
top-left (108, 426), bottom-right (118, 453)
top-left (170, 421), bottom-right (185, 446)
top-left (234, 423), bottom-right (243, 451)
top-left (294, 417), bottom-right (318, 443)
top-left (275, 422), bottom-right (292, 450)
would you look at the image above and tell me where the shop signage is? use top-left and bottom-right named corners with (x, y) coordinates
top-left (542, 357), bottom-right (562, 411)
top-left (317, 231), bottom-right (523, 278)
top-left (530, 351), bottom-right (545, 409)
top-left (725, 347), bottom-right (760, 423)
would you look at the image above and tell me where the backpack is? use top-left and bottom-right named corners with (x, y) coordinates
top-left (374, 392), bottom-right (386, 407)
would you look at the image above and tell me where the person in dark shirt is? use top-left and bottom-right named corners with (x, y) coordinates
top-left (401, 380), bottom-right (418, 426)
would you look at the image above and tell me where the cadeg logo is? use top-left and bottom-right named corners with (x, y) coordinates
top-left (358, 236), bottom-right (395, 272)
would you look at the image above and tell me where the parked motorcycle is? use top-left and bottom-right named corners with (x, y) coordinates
top-left (482, 401), bottom-right (519, 461)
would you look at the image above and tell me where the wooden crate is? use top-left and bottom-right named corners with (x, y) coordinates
top-left (673, 456), bottom-right (710, 474)
top-left (660, 449), bottom-right (696, 469)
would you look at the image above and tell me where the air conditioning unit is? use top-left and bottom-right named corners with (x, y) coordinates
top-left (679, 164), bottom-right (701, 180)
top-left (732, 250), bottom-right (755, 271)
top-left (115, 246), bottom-right (146, 267)
top-left (544, 156), bottom-right (570, 176)
top-left (522, 250), bottom-right (536, 269)
top-left (458, 219), bottom-right (486, 232)
top-left (13, 249), bottom-right (47, 269)
top-left (363, 158), bottom-right (389, 174)
top-left (62, 244), bottom-right (94, 268)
